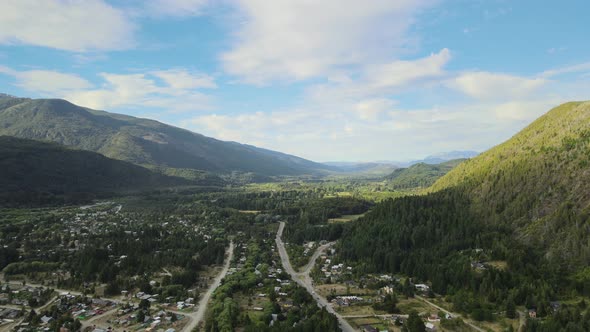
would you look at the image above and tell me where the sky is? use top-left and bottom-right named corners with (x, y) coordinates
top-left (0, 0), bottom-right (589, 162)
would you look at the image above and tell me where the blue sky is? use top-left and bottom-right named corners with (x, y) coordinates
top-left (1, 0), bottom-right (589, 162)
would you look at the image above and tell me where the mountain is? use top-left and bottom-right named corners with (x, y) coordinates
top-left (322, 161), bottom-right (398, 175)
top-left (0, 94), bottom-right (334, 177)
top-left (345, 101), bottom-right (590, 268)
top-left (384, 159), bottom-right (466, 189)
top-left (431, 101), bottom-right (590, 258)
top-left (0, 136), bottom-right (194, 206)
top-left (407, 150), bottom-right (478, 166)
top-left (338, 101), bottom-right (590, 322)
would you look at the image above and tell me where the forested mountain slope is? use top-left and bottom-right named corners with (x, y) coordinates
top-left (0, 94), bottom-right (333, 176)
top-left (385, 159), bottom-right (466, 189)
top-left (338, 101), bottom-right (590, 327)
top-left (0, 136), bottom-right (190, 206)
top-left (432, 101), bottom-right (590, 262)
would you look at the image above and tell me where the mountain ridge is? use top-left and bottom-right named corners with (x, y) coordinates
top-left (0, 95), bottom-right (334, 177)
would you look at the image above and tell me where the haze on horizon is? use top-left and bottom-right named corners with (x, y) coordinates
top-left (0, 0), bottom-right (589, 162)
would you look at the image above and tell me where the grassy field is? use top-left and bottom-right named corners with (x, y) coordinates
top-left (328, 213), bottom-right (366, 223)
top-left (336, 305), bottom-right (376, 316)
top-left (349, 317), bottom-right (391, 331)
top-left (315, 283), bottom-right (375, 298)
top-left (238, 210), bottom-right (261, 214)
top-left (396, 298), bottom-right (432, 315)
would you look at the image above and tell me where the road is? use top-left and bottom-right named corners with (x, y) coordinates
top-left (182, 240), bottom-right (234, 332)
top-left (416, 296), bottom-right (485, 332)
top-left (1, 241), bottom-right (235, 332)
top-left (80, 307), bottom-right (119, 330)
top-left (275, 222), bottom-right (357, 332)
top-left (300, 240), bottom-right (336, 274)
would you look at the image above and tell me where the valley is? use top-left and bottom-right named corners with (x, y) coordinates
top-left (0, 100), bottom-right (588, 332)
top-left (1, 1), bottom-right (587, 331)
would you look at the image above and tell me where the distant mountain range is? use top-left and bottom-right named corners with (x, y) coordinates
top-left (326, 150), bottom-right (478, 170)
top-left (321, 161), bottom-right (398, 175)
top-left (412, 150), bottom-right (478, 165)
top-left (0, 94), bottom-right (334, 177)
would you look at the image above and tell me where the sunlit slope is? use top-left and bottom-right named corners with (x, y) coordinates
top-left (432, 101), bottom-right (590, 258)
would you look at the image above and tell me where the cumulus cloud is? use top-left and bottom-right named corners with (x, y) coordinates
top-left (0, 66), bottom-right (92, 94)
top-left (0, 0), bottom-right (135, 52)
top-left (65, 70), bottom-right (215, 112)
top-left (308, 48), bottom-right (451, 103)
top-left (221, 0), bottom-right (436, 83)
top-left (184, 94), bottom-right (571, 161)
top-left (0, 66), bottom-right (216, 113)
top-left (151, 69), bottom-right (216, 89)
top-left (448, 71), bottom-right (547, 100)
top-left (363, 49), bottom-right (451, 91)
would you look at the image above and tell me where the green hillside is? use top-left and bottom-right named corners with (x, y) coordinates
top-left (0, 95), bottom-right (333, 177)
top-left (338, 101), bottom-right (590, 327)
top-left (385, 159), bottom-right (466, 189)
top-left (0, 136), bottom-right (192, 206)
top-left (432, 101), bottom-right (590, 259)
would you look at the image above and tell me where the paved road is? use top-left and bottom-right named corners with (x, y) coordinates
top-left (275, 222), bottom-right (357, 332)
top-left (300, 241), bottom-right (336, 274)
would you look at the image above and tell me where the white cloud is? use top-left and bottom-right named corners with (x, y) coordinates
top-left (0, 66), bottom-right (92, 94)
top-left (0, 66), bottom-right (215, 113)
top-left (307, 48), bottom-right (451, 103)
top-left (363, 48), bottom-right (451, 91)
top-left (184, 95), bottom-right (566, 161)
top-left (0, 0), bottom-right (135, 52)
top-left (65, 70), bottom-right (214, 112)
top-left (448, 71), bottom-right (547, 100)
top-left (355, 98), bottom-right (396, 121)
top-left (151, 69), bottom-right (216, 89)
top-left (541, 62), bottom-right (590, 78)
top-left (221, 0), bottom-right (435, 83)
top-left (144, 0), bottom-right (210, 17)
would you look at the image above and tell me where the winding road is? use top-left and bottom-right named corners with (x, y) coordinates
top-left (275, 222), bottom-right (357, 332)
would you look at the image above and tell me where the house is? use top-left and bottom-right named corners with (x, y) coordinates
top-left (415, 284), bottom-right (430, 292)
top-left (381, 286), bottom-right (394, 295)
top-left (550, 301), bottom-right (561, 312)
top-left (528, 309), bottom-right (537, 318)
top-left (40, 316), bottom-right (53, 325)
top-left (471, 262), bottom-right (486, 270)
top-left (425, 322), bottom-right (436, 331)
